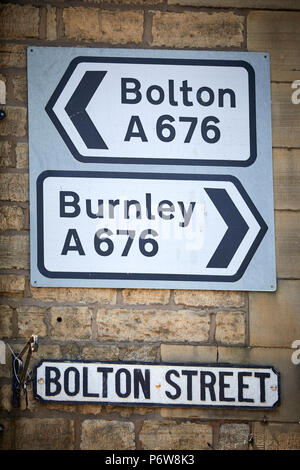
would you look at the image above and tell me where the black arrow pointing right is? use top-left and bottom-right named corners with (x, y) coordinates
top-left (65, 71), bottom-right (108, 150)
top-left (205, 188), bottom-right (249, 269)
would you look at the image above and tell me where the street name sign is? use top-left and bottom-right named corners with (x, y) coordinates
top-left (34, 360), bottom-right (280, 409)
top-left (28, 47), bottom-right (276, 291)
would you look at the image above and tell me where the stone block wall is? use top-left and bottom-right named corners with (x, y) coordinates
top-left (0, 0), bottom-right (300, 450)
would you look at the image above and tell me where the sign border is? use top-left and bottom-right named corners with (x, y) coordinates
top-left (33, 359), bottom-right (281, 410)
top-left (45, 56), bottom-right (257, 167)
top-left (36, 170), bottom-right (268, 283)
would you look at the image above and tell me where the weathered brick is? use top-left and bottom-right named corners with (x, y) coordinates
top-left (122, 289), bottom-right (170, 305)
top-left (96, 308), bottom-right (210, 342)
top-left (106, 405), bottom-right (155, 417)
top-left (31, 343), bottom-right (61, 367)
top-left (80, 420), bottom-right (135, 450)
top-left (12, 75), bottom-right (27, 103)
top-left (46, 402), bottom-right (102, 415)
top-left (60, 342), bottom-right (82, 359)
top-left (0, 274), bottom-right (25, 293)
top-left (15, 143), bottom-right (28, 169)
top-left (0, 43), bottom-right (27, 68)
top-left (63, 7), bottom-right (100, 41)
top-left (271, 83), bottom-right (300, 148)
top-left (253, 423), bottom-right (300, 450)
top-left (63, 8), bottom-right (143, 44)
top-left (0, 205), bottom-right (24, 230)
top-left (46, 5), bottom-right (57, 41)
top-left (151, 11), bottom-right (244, 48)
top-left (17, 305), bottom-right (47, 338)
top-left (275, 211), bottom-right (300, 278)
top-left (248, 11), bottom-right (300, 82)
top-left (101, 10), bottom-right (143, 44)
top-left (30, 286), bottom-right (116, 304)
top-left (82, 344), bottom-right (119, 361)
top-left (49, 306), bottom-right (93, 340)
top-left (249, 280), bottom-right (300, 347)
top-left (0, 305), bottom-right (13, 337)
top-left (0, 234), bottom-right (29, 269)
top-left (118, 344), bottom-right (160, 362)
top-left (161, 344), bottom-right (217, 363)
top-left (273, 149), bottom-right (300, 210)
top-left (15, 418), bottom-right (74, 450)
top-left (215, 312), bottom-right (246, 345)
top-left (140, 421), bottom-right (213, 450)
top-left (0, 5), bottom-right (39, 40)
top-left (174, 290), bottom-right (245, 308)
top-left (48, 342), bottom-right (159, 363)
top-left (0, 141), bottom-right (14, 168)
top-left (0, 106), bottom-right (27, 137)
top-left (217, 423), bottom-right (250, 450)
top-left (168, 0), bottom-right (300, 8)
top-left (0, 173), bottom-right (28, 202)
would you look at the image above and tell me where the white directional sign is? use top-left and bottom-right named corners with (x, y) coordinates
top-left (34, 360), bottom-right (280, 409)
top-left (46, 57), bottom-right (256, 166)
top-left (37, 171), bottom-right (267, 283)
top-left (28, 47), bottom-right (276, 290)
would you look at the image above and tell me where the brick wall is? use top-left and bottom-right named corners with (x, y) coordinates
top-left (0, 0), bottom-right (300, 451)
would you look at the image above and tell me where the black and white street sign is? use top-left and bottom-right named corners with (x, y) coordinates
top-left (37, 171), bottom-right (267, 283)
top-left (34, 360), bottom-right (280, 409)
top-left (45, 57), bottom-right (256, 166)
top-left (28, 48), bottom-right (276, 290)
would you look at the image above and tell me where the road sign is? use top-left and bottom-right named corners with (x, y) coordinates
top-left (37, 171), bottom-right (267, 283)
top-left (28, 47), bottom-right (276, 291)
top-left (34, 360), bottom-right (280, 409)
top-left (45, 57), bottom-right (256, 166)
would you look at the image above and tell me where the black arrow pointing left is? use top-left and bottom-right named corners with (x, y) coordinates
top-left (65, 71), bottom-right (108, 149)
